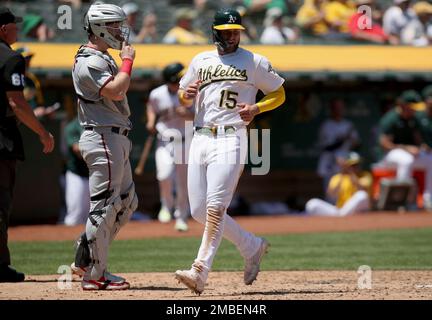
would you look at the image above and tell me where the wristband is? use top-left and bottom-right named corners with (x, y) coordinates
top-left (120, 58), bottom-right (133, 76)
top-left (179, 91), bottom-right (193, 105)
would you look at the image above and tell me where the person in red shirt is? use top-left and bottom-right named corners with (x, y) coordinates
top-left (348, 0), bottom-right (397, 44)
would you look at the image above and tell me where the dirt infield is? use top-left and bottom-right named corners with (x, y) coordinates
top-left (3, 212), bottom-right (432, 300)
top-left (1, 271), bottom-right (432, 300)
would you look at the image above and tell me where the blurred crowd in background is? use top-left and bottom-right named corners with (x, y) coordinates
top-left (2, 0), bottom-right (432, 46)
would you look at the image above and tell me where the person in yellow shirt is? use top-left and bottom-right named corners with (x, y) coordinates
top-left (162, 8), bottom-right (207, 45)
top-left (296, 0), bottom-right (330, 36)
top-left (323, 0), bottom-right (356, 33)
top-left (306, 151), bottom-right (372, 216)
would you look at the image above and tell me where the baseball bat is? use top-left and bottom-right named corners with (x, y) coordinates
top-left (134, 133), bottom-right (155, 176)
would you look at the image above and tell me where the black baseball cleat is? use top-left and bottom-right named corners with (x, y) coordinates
top-left (0, 265), bottom-right (25, 283)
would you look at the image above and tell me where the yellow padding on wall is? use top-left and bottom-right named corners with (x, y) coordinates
top-left (13, 43), bottom-right (432, 72)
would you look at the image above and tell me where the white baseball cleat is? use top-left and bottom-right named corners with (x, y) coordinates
top-left (244, 238), bottom-right (270, 285)
top-left (174, 219), bottom-right (189, 232)
top-left (158, 207), bottom-right (172, 223)
top-left (82, 272), bottom-right (130, 290)
top-left (175, 269), bottom-right (205, 295)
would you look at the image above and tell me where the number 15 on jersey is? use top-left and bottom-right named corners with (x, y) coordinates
top-left (219, 90), bottom-right (238, 109)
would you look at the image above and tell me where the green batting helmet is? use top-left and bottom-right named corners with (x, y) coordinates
top-left (212, 8), bottom-right (245, 53)
top-left (162, 62), bottom-right (185, 83)
top-left (213, 8), bottom-right (245, 31)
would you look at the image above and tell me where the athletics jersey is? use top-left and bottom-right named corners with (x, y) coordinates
top-left (179, 47), bottom-right (284, 127)
top-left (72, 46), bottom-right (132, 129)
top-left (148, 84), bottom-right (186, 137)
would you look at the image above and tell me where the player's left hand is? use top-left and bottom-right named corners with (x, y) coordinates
top-left (237, 103), bottom-right (260, 123)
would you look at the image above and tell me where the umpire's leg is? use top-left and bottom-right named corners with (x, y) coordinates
top-left (0, 159), bottom-right (24, 282)
top-left (0, 159), bottom-right (16, 267)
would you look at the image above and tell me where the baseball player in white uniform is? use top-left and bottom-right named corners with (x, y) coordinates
top-left (146, 62), bottom-right (193, 231)
top-left (306, 152), bottom-right (371, 216)
top-left (317, 99), bottom-right (360, 198)
top-left (70, 3), bottom-right (138, 290)
top-left (174, 8), bottom-right (286, 294)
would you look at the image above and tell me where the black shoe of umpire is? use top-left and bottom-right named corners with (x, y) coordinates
top-left (0, 264), bottom-right (25, 283)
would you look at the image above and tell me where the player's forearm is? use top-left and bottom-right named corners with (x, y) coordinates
top-left (146, 107), bottom-right (157, 127)
top-left (6, 92), bottom-right (49, 137)
top-left (101, 57), bottom-right (134, 100)
top-left (256, 85), bottom-right (285, 113)
top-left (71, 143), bottom-right (83, 159)
top-left (101, 72), bottom-right (131, 101)
top-left (379, 135), bottom-right (396, 151)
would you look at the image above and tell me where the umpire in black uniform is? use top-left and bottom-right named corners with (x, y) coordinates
top-left (0, 8), bottom-right (54, 282)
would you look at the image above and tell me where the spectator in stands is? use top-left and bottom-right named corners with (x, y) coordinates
top-left (295, 0), bottom-right (330, 37)
top-left (162, 8), bottom-right (207, 44)
top-left (237, 5), bottom-right (259, 44)
top-left (323, 0), bottom-right (356, 37)
top-left (377, 90), bottom-right (432, 210)
top-left (400, 1), bottom-right (432, 46)
top-left (383, 0), bottom-right (416, 45)
top-left (306, 152), bottom-right (372, 216)
top-left (317, 98), bottom-right (360, 198)
top-left (122, 2), bottom-right (158, 43)
top-left (242, 0), bottom-right (288, 15)
top-left (260, 7), bottom-right (298, 44)
top-left (348, 0), bottom-right (395, 44)
top-left (21, 14), bottom-right (55, 42)
top-left (16, 47), bottom-right (58, 119)
top-left (58, 0), bottom-right (91, 9)
top-left (417, 85), bottom-right (432, 151)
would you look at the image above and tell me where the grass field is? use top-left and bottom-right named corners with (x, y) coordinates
top-left (9, 227), bottom-right (432, 275)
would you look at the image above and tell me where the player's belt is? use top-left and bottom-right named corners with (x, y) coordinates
top-left (84, 126), bottom-right (129, 137)
top-left (194, 126), bottom-right (236, 137)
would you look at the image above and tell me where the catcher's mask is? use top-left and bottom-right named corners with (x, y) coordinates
top-left (84, 3), bottom-right (130, 50)
top-left (212, 8), bottom-right (245, 53)
top-left (162, 62), bottom-right (185, 84)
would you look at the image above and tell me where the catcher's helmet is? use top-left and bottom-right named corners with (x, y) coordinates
top-left (212, 8), bottom-right (245, 53)
top-left (84, 4), bottom-right (129, 50)
top-left (162, 62), bottom-right (185, 83)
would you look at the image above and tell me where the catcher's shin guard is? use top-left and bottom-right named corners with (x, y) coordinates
top-left (109, 184), bottom-right (138, 242)
top-left (75, 232), bottom-right (91, 268)
top-left (86, 197), bottom-right (123, 279)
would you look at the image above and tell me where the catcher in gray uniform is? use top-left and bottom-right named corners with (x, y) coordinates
top-left (70, 3), bottom-right (138, 290)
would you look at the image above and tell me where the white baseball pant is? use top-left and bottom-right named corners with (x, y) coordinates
top-left (64, 170), bottom-right (90, 226)
top-left (187, 128), bottom-right (261, 281)
top-left (155, 139), bottom-right (189, 222)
